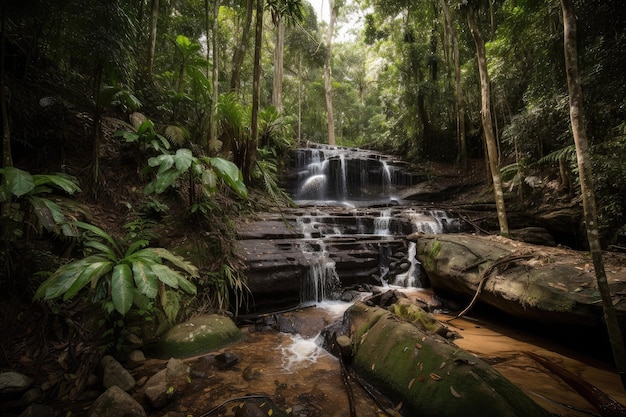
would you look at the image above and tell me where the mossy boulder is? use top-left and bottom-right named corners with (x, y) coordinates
top-left (344, 301), bottom-right (552, 417)
top-left (159, 314), bottom-right (243, 358)
top-left (412, 233), bottom-right (626, 328)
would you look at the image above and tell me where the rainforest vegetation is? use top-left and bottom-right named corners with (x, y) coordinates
top-left (1, 0), bottom-right (626, 406)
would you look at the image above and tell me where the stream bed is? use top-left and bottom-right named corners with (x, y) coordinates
top-left (139, 289), bottom-right (626, 417)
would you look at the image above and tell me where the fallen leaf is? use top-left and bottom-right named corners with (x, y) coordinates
top-left (430, 372), bottom-right (441, 381)
top-left (450, 386), bottom-right (462, 398)
top-left (439, 361), bottom-right (446, 369)
top-left (408, 378), bottom-right (415, 389)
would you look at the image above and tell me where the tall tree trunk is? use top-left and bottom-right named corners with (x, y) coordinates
top-left (230, 0), bottom-right (254, 92)
top-left (146, 0), bottom-right (159, 75)
top-left (441, 0), bottom-right (467, 171)
top-left (1, 5), bottom-right (12, 169)
top-left (272, 19), bottom-right (285, 112)
top-left (324, 0), bottom-right (337, 146)
top-left (561, 0), bottom-right (626, 387)
top-left (248, 0), bottom-right (263, 180)
top-left (209, 0), bottom-right (220, 152)
top-left (297, 55), bottom-right (302, 142)
top-left (467, 6), bottom-right (509, 237)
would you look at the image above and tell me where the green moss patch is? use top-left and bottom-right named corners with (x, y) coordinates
top-left (159, 314), bottom-right (243, 358)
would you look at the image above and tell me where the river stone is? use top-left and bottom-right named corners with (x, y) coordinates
top-left (143, 358), bottom-right (190, 408)
top-left (88, 385), bottom-right (146, 417)
top-left (101, 355), bottom-right (136, 392)
top-left (0, 371), bottom-right (34, 394)
top-left (159, 314), bottom-right (243, 358)
top-left (343, 301), bottom-right (552, 417)
top-left (17, 404), bottom-right (56, 417)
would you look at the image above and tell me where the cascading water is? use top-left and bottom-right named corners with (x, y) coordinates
top-left (290, 144), bottom-right (422, 204)
top-left (297, 214), bottom-right (342, 304)
top-left (289, 143), bottom-right (466, 303)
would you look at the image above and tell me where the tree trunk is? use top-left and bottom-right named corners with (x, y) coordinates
top-left (272, 19), bottom-right (285, 112)
top-left (324, 0), bottom-right (337, 146)
top-left (561, 0), bottom-right (626, 387)
top-left (209, 0), bottom-right (220, 152)
top-left (467, 6), bottom-right (508, 237)
top-left (248, 0), bottom-right (263, 180)
top-left (1, 5), bottom-right (12, 169)
top-left (146, 0), bottom-right (159, 75)
top-left (297, 55), bottom-right (302, 142)
top-left (230, 0), bottom-right (254, 92)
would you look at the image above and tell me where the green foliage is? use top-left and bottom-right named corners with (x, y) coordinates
top-left (0, 168), bottom-right (83, 239)
top-left (145, 148), bottom-right (248, 200)
top-left (115, 113), bottom-right (172, 154)
top-left (202, 264), bottom-right (250, 315)
top-left (34, 221), bottom-right (198, 321)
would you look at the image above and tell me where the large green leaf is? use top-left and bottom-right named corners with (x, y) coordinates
top-left (143, 248), bottom-right (199, 277)
top-left (2, 167), bottom-right (35, 197)
top-left (207, 157), bottom-right (248, 198)
top-left (32, 173), bottom-right (81, 195)
top-left (63, 260), bottom-right (113, 300)
top-left (177, 276), bottom-right (197, 295)
top-left (34, 261), bottom-right (87, 300)
top-left (161, 290), bottom-right (180, 323)
top-left (150, 263), bottom-right (180, 288)
top-left (29, 196), bottom-right (65, 233)
top-left (132, 260), bottom-right (158, 298)
top-left (148, 154), bottom-right (174, 173)
top-left (75, 221), bottom-right (118, 250)
top-left (34, 255), bottom-right (109, 300)
top-left (173, 148), bottom-right (194, 172)
top-left (83, 239), bottom-right (117, 261)
top-left (124, 239), bottom-right (149, 258)
top-left (112, 264), bottom-right (134, 315)
top-left (147, 167), bottom-right (183, 194)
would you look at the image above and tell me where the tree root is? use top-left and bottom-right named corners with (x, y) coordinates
top-left (448, 254), bottom-right (533, 322)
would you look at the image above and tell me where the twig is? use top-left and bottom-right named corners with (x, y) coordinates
top-left (448, 254), bottom-right (533, 322)
top-left (199, 394), bottom-right (273, 417)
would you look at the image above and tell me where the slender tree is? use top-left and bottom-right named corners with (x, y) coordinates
top-left (324, 0), bottom-right (339, 146)
top-left (248, 0), bottom-right (264, 180)
top-left (561, 0), bottom-right (626, 387)
top-left (0, 3), bottom-right (11, 169)
top-left (467, 4), bottom-right (509, 237)
top-left (146, 0), bottom-right (159, 75)
top-left (230, 0), bottom-right (254, 92)
top-left (269, 0), bottom-right (304, 113)
top-left (209, 0), bottom-right (220, 151)
top-left (441, 0), bottom-right (466, 171)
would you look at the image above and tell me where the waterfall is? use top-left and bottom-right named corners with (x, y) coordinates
top-left (292, 144), bottom-right (420, 204)
top-left (389, 242), bottom-right (420, 287)
top-left (285, 144), bottom-right (465, 304)
top-left (339, 154), bottom-right (348, 201)
top-left (381, 160), bottom-right (392, 196)
top-left (374, 209), bottom-right (392, 235)
top-left (297, 214), bottom-right (341, 303)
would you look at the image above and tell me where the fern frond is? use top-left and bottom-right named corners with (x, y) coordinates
top-left (537, 145), bottom-right (577, 166)
top-left (164, 125), bottom-right (190, 146)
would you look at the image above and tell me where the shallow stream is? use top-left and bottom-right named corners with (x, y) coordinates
top-left (142, 290), bottom-right (626, 417)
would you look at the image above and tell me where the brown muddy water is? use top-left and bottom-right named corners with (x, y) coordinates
top-left (136, 289), bottom-right (626, 417)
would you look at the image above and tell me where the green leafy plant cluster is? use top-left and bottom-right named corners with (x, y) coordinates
top-left (0, 167), bottom-right (83, 240)
top-left (34, 221), bottom-right (198, 322)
